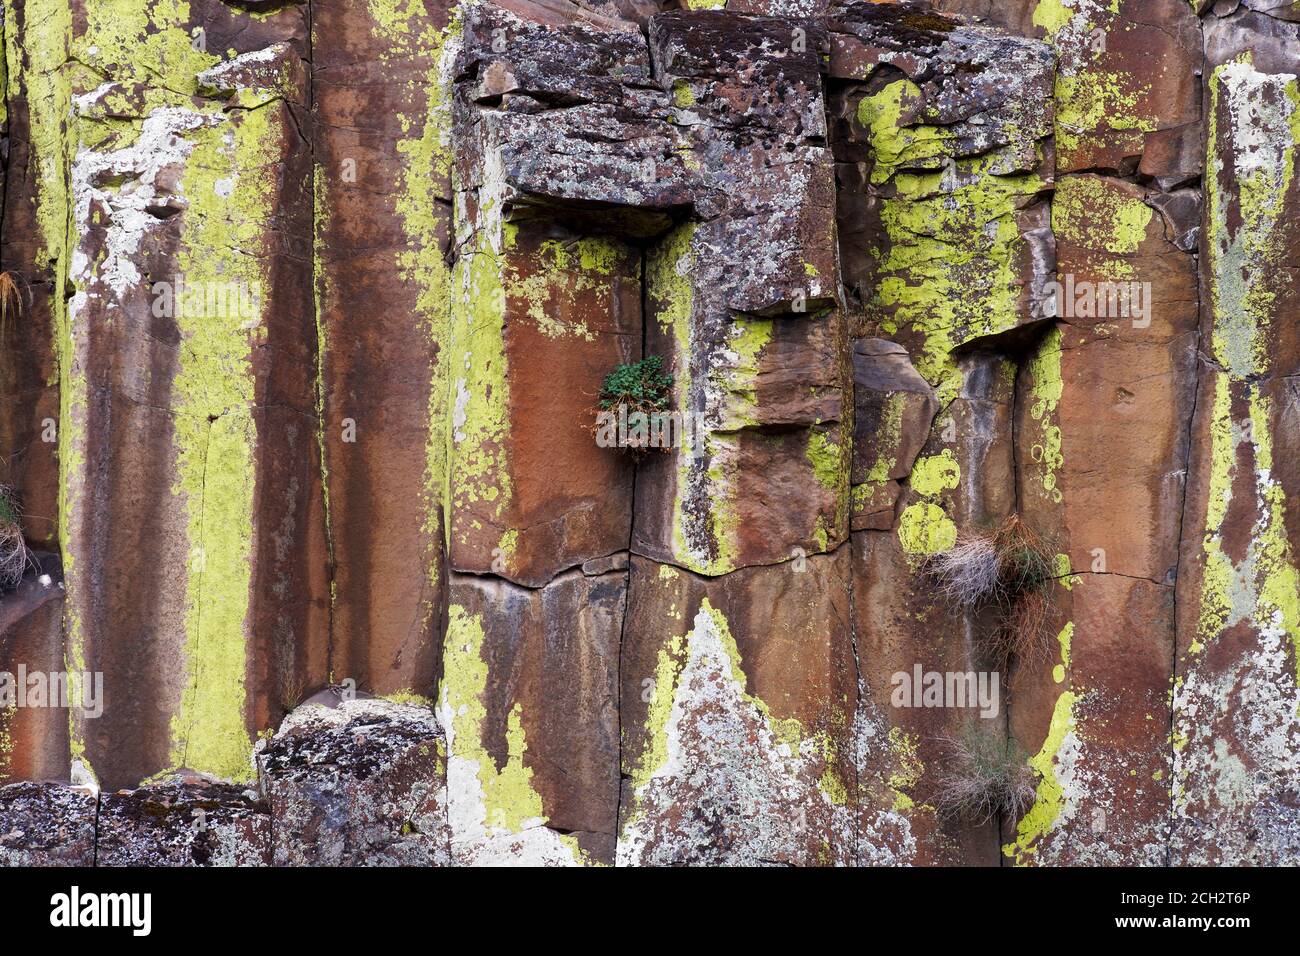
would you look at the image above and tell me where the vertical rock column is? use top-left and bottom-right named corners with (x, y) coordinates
top-left (615, 10), bottom-right (891, 866)
top-left (935, 0), bottom-right (1205, 866)
top-left (312, 0), bottom-right (458, 699)
top-left (438, 6), bottom-right (661, 865)
top-left (634, 10), bottom-right (850, 576)
top-left (1007, 175), bottom-right (1200, 865)
top-left (1172, 18), bottom-right (1300, 864)
top-left (0, 0), bottom-right (62, 552)
top-left (55, 1), bottom-right (327, 789)
top-left (0, 574), bottom-right (67, 783)
top-left (830, 2), bottom-right (1054, 863)
top-left (0, 0), bottom-right (73, 786)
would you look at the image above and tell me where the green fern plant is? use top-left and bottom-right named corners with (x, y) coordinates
top-left (597, 355), bottom-right (674, 414)
top-left (593, 355), bottom-right (676, 456)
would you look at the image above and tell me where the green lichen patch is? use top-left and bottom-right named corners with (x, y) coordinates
top-left (862, 79), bottom-right (1048, 406)
top-left (167, 103), bottom-right (283, 783)
top-left (1053, 175), bottom-right (1152, 260)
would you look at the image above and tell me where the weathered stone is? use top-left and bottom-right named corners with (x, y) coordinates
top-left (851, 349), bottom-right (1018, 867)
top-left (1006, 575), bottom-right (1174, 866)
top-left (1203, 7), bottom-right (1300, 72)
top-left (1003, 171), bottom-right (1198, 865)
top-left (54, 8), bottom-right (329, 790)
top-left (441, 569), bottom-right (624, 865)
top-left (97, 775), bottom-right (271, 866)
top-left (258, 698), bottom-right (451, 866)
top-left (632, 11), bottom-right (851, 576)
top-left (831, 2), bottom-right (1056, 406)
top-left (0, 781), bottom-right (96, 866)
top-left (582, 552), bottom-right (629, 576)
top-left (1240, 0), bottom-right (1300, 22)
top-left (1044, 0), bottom-right (1204, 177)
top-left (312, 0), bottom-right (455, 697)
top-left (0, 560), bottom-right (69, 785)
top-left (945, 0), bottom-right (1204, 179)
top-left (447, 8), bottom-right (646, 588)
top-left (1020, 176), bottom-right (1199, 585)
top-left (617, 551), bottom-right (916, 865)
top-left (851, 338), bottom-right (938, 531)
top-left (1, 0), bottom-right (1298, 871)
top-left (456, 6), bottom-right (689, 229)
top-left (0, 2), bottom-right (63, 554)
top-left (1170, 39), bottom-right (1300, 865)
top-left (1145, 188), bottom-right (1203, 252)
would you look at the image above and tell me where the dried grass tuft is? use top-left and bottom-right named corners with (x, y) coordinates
top-left (927, 534), bottom-right (1001, 607)
top-left (933, 730), bottom-right (1038, 825)
top-left (0, 484), bottom-right (33, 590)
top-left (927, 514), bottom-right (1059, 666)
top-left (0, 272), bottom-right (25, 341)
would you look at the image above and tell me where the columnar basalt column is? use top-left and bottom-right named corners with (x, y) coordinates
top-left (54, 2), bottom-right (327, 789)
top-left (1008, 174), bottom-right (1200, 866)
top-left (830, 2), bottom-right (1055, 863)
top-left (633, 10), bottom-right (851, 577)
top-left (312, 0), bottom-right (458, 699)
top-left (1171, 15), bottom-right (1300, 864)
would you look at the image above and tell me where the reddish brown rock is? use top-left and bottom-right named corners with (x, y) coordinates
top-left (97, 775), bottom-right (271, 867)
top-left (851, 338), bottom-right (938, 531)
top-left (0, 0), bottom-right (1297, 871)
top-left (445, 222), bottom-right (641, 588)
top-left (1170, 32), bottom-right (1300, 865)
top-left (936, 0), bottom-right (1204, 180)
top-left (0, 561), bottom-right (69, 785)
top-left (54, 5), bottom-right (328, 789)
top-left (312, 0), bottom-right (453, 698)
top-left (447, 8), bottom-right (649, 588)
top-left (1004, 173), bottom-right (1197, 866)
top-left (441, 568), bottom-right (624, 865)
top-left (617, 551), bottom-right (917, 865)
top-left (0, 0), bottom-right (71, 556)
top-left (0, 781), bottom-right (96, 866)
top-left (850, 349), bottom-right (1018, 868)
top-left (258, 698), bottom-right (452, 866)
top-left (632, 10), bottom-right (851, 576)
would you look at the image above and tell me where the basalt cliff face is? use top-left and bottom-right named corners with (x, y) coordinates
top-left (0, 0), bottom-right (1297, 867)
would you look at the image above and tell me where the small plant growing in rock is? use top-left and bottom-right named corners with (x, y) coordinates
top-left (929, 515), bottom-right (1054, 606)
top-left (933, 729), bottom-right (1038, 825)
top-left (927, 514), bottom-right (1058, 664)
top-left (0, 484), bottom-right (33, 590)
top-left (928, 535), bottom-right (1001, 607)
top-left (0, 271), bottom-right (24, 341)
top-left (594, 355), bottom-right (675, 454)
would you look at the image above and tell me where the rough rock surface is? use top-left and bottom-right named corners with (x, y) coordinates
top-left (311, 0), bottom-right (455, 700)
top-left (2, 0), bottom-right (329, 791)
top-left (619, 551), bottom-right (915, 866)
top-left (1005, 173), bottom-right (1198, 866)
top-left (0, 781), bottom-right (96, 866)
top-left (258, 698), bottom-right (452, 866)
top-left (851, 339), bottom-right (938, 531)
top-left (0, 563), bottom-right (68, 784)
top-left (442, 569), bottom-right (624, 865)
top-left (0, 0), bottom-right (1297, 868)
top-left (1170, 20), bottom-right (1300, 865)
top-left (97, 775), bottom-right (271, 867)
